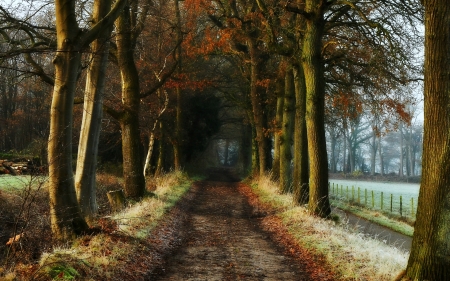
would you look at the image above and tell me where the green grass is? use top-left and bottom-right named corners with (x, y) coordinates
top-left (329, 180), bottom-right (418, 220)
top-left (0, 175), bottom-right (48, 192)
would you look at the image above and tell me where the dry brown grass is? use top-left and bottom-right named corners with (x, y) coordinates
top-left (0, 176), bottom-right (52, 277)
top-left (22, 171), bottom-right (192, 281)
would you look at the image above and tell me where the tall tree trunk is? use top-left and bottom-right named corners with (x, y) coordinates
top-left (405, 2), bottom-right (450, 279)
top-left (272, 76), bottom-right (285, 179)
top-left (370, 129), bottom-right (377, 176)
top-left (280, 67), bottom-right (295, 193)
top-left (342, 122), bottom-right (347, 173)
top-left (329, 127), bottom-right (337, 174)
top-left (399, 122), bottom-right (404, 177)
top-left (251, 127), bottom-right (259, 176)
top-left (116, 4), bottom-right (145, 198)
top-left (349, 128), bottom-right (355, 172)
top-left (143, 133), bottom-right (155, 176)
top-left (143, 90), bottom-right (168, 177)
top-left (293, 63), bottom-right (309, 204)
top-left (378, 136), bottom-right (384, 176)
top-left (173, 0), bottom-right (182, 170)
top-left (75, 0), bottom-right (113, 225)
top-left (48, 0), bottom-right (88, 240)
top-left (302, 0), bottom-right (330, 217)
top-left (155, 121), bottom-right (165, 176)
top-left (248, 39), bottom-right (269, 177)
top-left (408, 125), bottom-right (415, 176)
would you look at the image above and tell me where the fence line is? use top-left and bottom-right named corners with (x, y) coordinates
top-left (329, 182), bottom-right (417, 219)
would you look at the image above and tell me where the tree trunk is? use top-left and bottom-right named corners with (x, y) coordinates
top-left (370, 129), bottom-right (377, 176)
top-left (116, 5), bottom-right (145, 198)
top-left (173, 0), bottom-right (183, 170)
top-left (399, 122), bottom-right (404, 177)
top-left (349, 128), bottom-right (355, 172)
top-left (248, 39), bottom-right (269, 177)
top-left (342, 123), bottom-right (347, 173)
top-left (155, 121), bottom-right (165, 176)
top-left (143, 132), bottom-right (155, 176)
top-left (302, 0), bottom-right (330, 217)
top-left (378, 136), bottom-right (384, 176)
top-left (405, 2), bottom-right (450, 279)
top-left (280, 67), bottom-right (295, 193)
top-left (251, 127), bottom-right (259, 176)
top-left (293, 63), bottom-right (309, 204)
top-left (48, 0), bottom-right (88, 240)
top-left (408, 125), bottom-right (415, 176)
top-left (272, 76), bottom-right (285, 179)
top-left (75, 0), bottom-right (113, 225)
top-left (329, 127), bottom-right (337, 174)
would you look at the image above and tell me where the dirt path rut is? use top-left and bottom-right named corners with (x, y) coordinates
top-left (150, 176), bottom-right (331, 280)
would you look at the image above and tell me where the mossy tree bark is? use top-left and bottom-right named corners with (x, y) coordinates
top-left (115, 3), bottom-right (146, 198)
top-left (279, 67), bottom-right (295, 193)
top-left (302, 0), bottom-right (330, 217)
top-left (248, 39), bottom-right (271, 177)
top-left (272, 72), bottom-right (285, 180)
top-left (293, 63), bottom-right (309, 204)
top-left (405, 1), bottom-right (450, 279)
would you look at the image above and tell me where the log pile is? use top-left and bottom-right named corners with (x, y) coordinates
top-left (0, 159), bottom-right (45, 175)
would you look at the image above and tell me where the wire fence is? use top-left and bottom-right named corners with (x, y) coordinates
top-left (329, 182), bottom-right (418, 220)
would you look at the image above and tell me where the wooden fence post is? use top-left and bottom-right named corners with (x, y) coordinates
top-left (390, 194), bottom-right (393, 212)
top-left (400, 195), bottom-right (403, 217)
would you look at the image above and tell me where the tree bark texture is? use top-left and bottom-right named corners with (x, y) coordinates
top-left (302, 0), bottom-right (330, 217)
top-left (406, 1), bottom-right (450, 279)
top-left (75, 0), bottom-right (113, 225)
top-left (116, 4), bottom-right (146, 198)
top-left (48, 0), bottom-right (125, 239)
top-left (293, 63), bottom-right (309, 204)
top-left (173, 0), bottom-right (183, 171)
top-left (48, 0), bottom-right (89, 240)
top-left (279, 67), bottom-right (295, 193)
top-left (248, 39), bottom-right (270, 177)
top-left (272, 77), bottom-right (285, 180)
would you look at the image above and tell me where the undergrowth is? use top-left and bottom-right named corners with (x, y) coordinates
top-left (0, 170), bottom-right (192, 280)
top-left (249, 174), bottom-right (408, 281)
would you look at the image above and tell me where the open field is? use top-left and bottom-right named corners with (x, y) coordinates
top-left (0, 175), bottom-right (48, 191)
top-left (329, 179), bottom-right (419, 219)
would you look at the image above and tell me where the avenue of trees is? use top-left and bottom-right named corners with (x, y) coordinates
top-left (2, 0), bottom-right (450, 279)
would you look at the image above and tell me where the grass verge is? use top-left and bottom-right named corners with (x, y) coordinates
top-left (248, 175), bottom-right (408, 281)
top-left (330, 200), bottom-right (414, 237)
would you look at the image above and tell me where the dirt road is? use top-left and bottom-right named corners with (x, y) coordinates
top-left (149, 169), bottom-right (334, 281)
